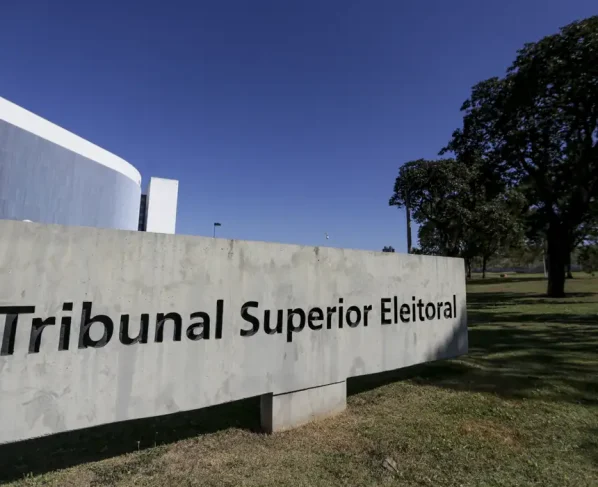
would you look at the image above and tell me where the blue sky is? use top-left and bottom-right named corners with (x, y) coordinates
top-left (1, 1), bottom-right (596, 251)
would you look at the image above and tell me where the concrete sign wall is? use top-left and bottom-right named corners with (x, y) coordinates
top-left (0, 220), bottom-right (467, 444)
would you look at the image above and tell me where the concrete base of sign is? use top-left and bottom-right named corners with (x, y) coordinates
top-left (260, 381), bottom-right (347, 433)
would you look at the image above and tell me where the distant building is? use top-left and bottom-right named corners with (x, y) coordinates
top-left (0, 97), bottom-right (177, 234)
top-left (143, 177), bottom-right (178, 234)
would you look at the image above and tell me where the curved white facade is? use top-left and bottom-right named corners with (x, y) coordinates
top-left (0, 98), bottom-right (142, 230)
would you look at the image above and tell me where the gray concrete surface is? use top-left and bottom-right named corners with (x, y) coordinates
top-left (0, 220), bottom-right (467, 443)
top-left (261, 381), bottom-right (347, 432)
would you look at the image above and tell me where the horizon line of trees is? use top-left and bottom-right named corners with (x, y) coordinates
top-left (388, 16), bottom-right (598, 297)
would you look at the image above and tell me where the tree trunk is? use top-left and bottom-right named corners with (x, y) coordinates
top-left (546, 226), bottom-right (567, 297)
top-left (405, 197), bottom-right (412, 254)
top-left (566, 252), bottom-right (573, 279)
top-left (465, 259), bottom-right (472, 279)
top-left (482, 255), bottom-right (487, 279)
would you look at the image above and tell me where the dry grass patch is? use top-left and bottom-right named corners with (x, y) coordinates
top-left (460, 419), bottom-right (521, 447)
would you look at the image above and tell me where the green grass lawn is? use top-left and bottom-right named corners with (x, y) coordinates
top-left (2, 275), bottom-right (597, 486)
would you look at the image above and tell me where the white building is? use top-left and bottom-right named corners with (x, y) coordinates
top-left (0, 97), bottom-right (178, 234)
top-left (139, 177), bottom-right (179, 234)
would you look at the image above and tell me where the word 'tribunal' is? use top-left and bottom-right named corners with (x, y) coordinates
top-left (0, 295), bottom-right (458, 356)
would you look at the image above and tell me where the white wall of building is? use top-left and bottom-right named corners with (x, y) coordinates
top-left (144, 177), bottom-right (178, 234)
top-left (0, 97), bottom-right (141, 185)
top-left (0, 98), bottom-right (142, 230)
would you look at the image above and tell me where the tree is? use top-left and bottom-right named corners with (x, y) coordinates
top-left (446, 16), bottom-right (598, 297)
top-left (389, 158), bottom-right (523, 278)
top-left (405, 198), bottom-right (413, 253)
top-left (389, 159), bottom-right (471, 258)
top-left (468, 190), bottom-right (525, 277)
top-left (382, 246), bottom-right (395, 253)
top-left (578, 245), bottom-right (598, 275)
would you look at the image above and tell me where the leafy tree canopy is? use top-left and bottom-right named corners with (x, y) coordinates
top-left (445, 16), bottom-right (598, 296)
top-left (389, 159), bottom-right (523, 271)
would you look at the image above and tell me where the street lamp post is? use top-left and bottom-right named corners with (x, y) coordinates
top-left (213, 222), bottom-right (221, 238)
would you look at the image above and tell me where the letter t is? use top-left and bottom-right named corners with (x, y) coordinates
top-left (0, 306), bottom-right (35, 356)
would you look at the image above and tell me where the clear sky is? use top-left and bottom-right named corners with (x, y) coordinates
top-left (1, 1), bottom-right (596, 251)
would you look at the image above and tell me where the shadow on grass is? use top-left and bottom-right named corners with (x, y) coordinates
top-left (350, 288), bottom-right (598, 408)
top-left (410, 323), bottom-right (598, 405)
top-left (467, 276), bottom-right (547, 286)
top-left (581, 428), bottom-right (598, 465)
top-left (0, 396), bottom-right (261, 483)
top-left (466, 291), bottom-right (597, 309)
top-left (347, 362), bottom-right (440, 397)
top-left (348, 328), bottom-right (598, 406)
top-left (468, 310), bottom-right (598, 327)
